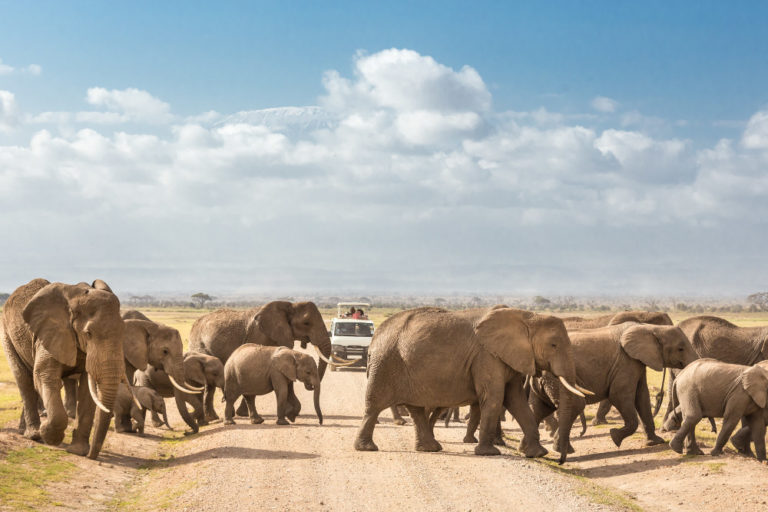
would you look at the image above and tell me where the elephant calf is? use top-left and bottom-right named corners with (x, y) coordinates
top-left (114, 383), bottom-right (170, 434)
top-left (223, 345), bottom-right (322, 425)
top-left (670, 358), bottom-right (768, 460)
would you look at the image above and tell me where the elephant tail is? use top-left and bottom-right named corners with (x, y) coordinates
top-left (579, 411), bottom-right (587, 437)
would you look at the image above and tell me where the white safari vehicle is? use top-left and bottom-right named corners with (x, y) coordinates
top-left (328, 302), bottom-right (374, 370)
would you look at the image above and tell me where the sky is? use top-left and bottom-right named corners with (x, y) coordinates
top-left (1, 1), bottom-right (767, 297)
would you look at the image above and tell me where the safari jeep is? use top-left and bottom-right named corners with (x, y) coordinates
top-left (329, 302), bottom-right (374, 370)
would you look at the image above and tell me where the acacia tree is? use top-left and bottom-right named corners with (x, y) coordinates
top-left (191, 293), bottom-right (214, 309)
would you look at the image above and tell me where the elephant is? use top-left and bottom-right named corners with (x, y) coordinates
top-left (223, 345), bottom-right (322, 425)
top-left (189, 301), bottom-right (333, 418)
top-left (669, 358), bottom-right (768, 460)
top-left (121, 310), bottom-right (152, 321)
top-left (561, 311), bottom-right (674, 425)
top-left (0, 278), bottom-right (126, 459)
top-left (180, 352), bottom-right (225, 423)
top-left (529, 322), bottom-right (697, 449)
top-left (662, 315), bottom-right (768, 430)
top-left (113, 383), bottom-right (170, 434)
top-left (353, 307), bottom-right (588, 463)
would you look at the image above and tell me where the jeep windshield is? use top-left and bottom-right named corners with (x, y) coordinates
top-left (334, 322), bottom-right (373, 337)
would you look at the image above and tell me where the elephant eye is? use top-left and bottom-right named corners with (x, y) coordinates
top-left (163, 349), bottom-right (169, 355)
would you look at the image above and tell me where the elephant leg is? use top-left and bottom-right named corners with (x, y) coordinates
top-left (406, 405), bottom-right (442, 452)
top-left (150, 409), bottom-right (164, 427)
top-left (607, 385), bottom-right (640, 448)
top-left (427, 407), bottom-right (444, 433)
top-left (68, 372), bottom-right (95, 456)
top-left (711, 406), bottom-right (742, 456)
top-left (475, 398), bottom-right (503, 456)
top-left (354, 404), bottom-right (386, 451)
top-left (243, 394), bottom-right (263, 424)
top-left (661, 371), bottom-right (679, 432)
top-left (174, 392), bottom-right (198, 434)
top-left (186, 393), bottom-right (207, 426)
top-left (285, 382), bottom-right (301, 422)
top-left (2, 337), bottom-right (41, 440)
top-left (235, 397), bottom-right (249, 417)
top-left (63, 378), bottom-right (78, 420)
top-left (635, 373), bottom-right (665, 446)
top-left (224, 394), bottom-right (237, 425)
top-left (670, 405), bottom-right (701, 454)
top-left (592, 400), bottom-right (612, 425)
top-left (507, 385), bottom-right (547, 458)
top-left (543, 413), bottom-right (558, 438)
top-left (274, 382), bottom-right (290, 425)
top-left (204, 383), bottom-right (219, 421)
top-left (492, 416), bottom-right (505, 446)
top-left (34, 358), bottom-right (68, 446)
top-left (684, 422), bottom-right (703, 455)
top-left (730, 419), bottom-right (753, 456)
top-left (747, 413), bottom-right (766, 461)
top-left (463, 403), bottom-right (480, 443)
top-left (390, 406), bottom-right (407, 425)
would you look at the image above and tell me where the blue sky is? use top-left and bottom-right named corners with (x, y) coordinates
top-left (1, 2), bottom-right (767, 296)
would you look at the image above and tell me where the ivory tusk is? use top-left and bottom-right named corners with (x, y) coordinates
top-left (88, 374), bottom-right (111, 413)
top-left (314, 346), bottom-right (359, 367)
top-left (575, 384), bottom-right (595, 396)
top-left (121, 373), bottom-right (143, 409)
top-left (184, 382), bottom-right (206, 392)
top-left (559, 376), bottom-right (586, 398)
top-left (169, 374), bottom-right (202, 394)
top-left (331, 353), bottom-right (357, 364)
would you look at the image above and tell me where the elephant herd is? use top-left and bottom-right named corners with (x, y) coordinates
top-left (2, 278), bottom-right (768, 472)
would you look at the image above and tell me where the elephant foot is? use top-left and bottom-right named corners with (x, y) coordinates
top-left (66, 441), bottom-right (90, 456)
top-left (23, 428), bottom-right (42, 442)
top-left (224, 419), bottom-right (235, 425)
top-left (669, 437), bottom-right (684, 454)
top-left (40, 423), bottom-right (66, 446)
top-left (183, 429), bottom-right (198, 436)
top-left (492, 436), bottom-right (506, 447)
top-left (609, 428), bottom-right (626, 448)
top-left (687, 444), bottom-right (704, 456)
top-left (235, 404), bottom-right (249, 417)
top-left (710, 448), bottom-right (723, 457)
top-left (286, 413), bottom-right (298, 423)
top-left (520, 437), bottom-right (548, 458)
top-left (393, 418), bottom-right (407, 426)
top-left (591, 417), bottom-right (608, 426)
top-left (276, 418), bottom-right (290, 425)
top-left (661, 417), bottom-right (680, 433)
top-left (151, 419), bottom-right (164, 428)
top-left (250, 416), bottom-right (264, 425)
top-left (463, 434), bottom-right (478, 444)
top-left (474, 443), bottom-right (501, 456)
top-left (354, 438), bottom-right (379, 451)
top-left (205, 412), bottom-right (219, 422)
top-left (416, 439), bottom-right (443, 452)
top-left (645, 434), bottom-right (666, 446)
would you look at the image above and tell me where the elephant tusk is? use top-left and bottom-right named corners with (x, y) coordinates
top-left (331, 353), bottom-right (357, 364)
top-left (575, 384), bottom-right (595, 396)
top-left (184, 382), bottom-right (206, 392)
top-left (88, 374), bottom-right (111, 413)
top-left (314, 346), bottom-right (359, 367)
top-left (559, 376), bottom-right (586, 398)
top-left (121, 373), bottom-right (143, 410)
top-left (169, 374), bottom-right (202, 394)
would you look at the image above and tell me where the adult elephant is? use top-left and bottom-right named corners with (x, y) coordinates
top-left (354, 307), bottom-right (588, 464)
top-left (561, 311), bottom-right (674, 425)
top-left (529, 322), bottom-right (697, 449)
top-left (189, 301), bottom-right (333, 378)
top-left (0, 278), bottom-right (125, 459)
top-left (662, 315), bottom-right (768, 429)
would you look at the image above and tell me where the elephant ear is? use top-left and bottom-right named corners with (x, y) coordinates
top-left (742, 366), bottom-right (768, 409)
top-left (91, 279), bottom-right (114, 293)
top-left (474, 308), bottom-right (535, 376)
top-left (22, 283), bottom-right (79, 367)
top-left (272, 349), bottom-right (297, 381)
top-left (255, 302), bottom-right (294, 346)
top-left (619, 325), bottom-right (664, 371)
top-left (123, 320), bottom-right (153, 371)
top-left (183, 355), bottom-right (207, 387)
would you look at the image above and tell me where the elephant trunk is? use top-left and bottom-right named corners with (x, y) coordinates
top-left (86, 355), bottom-right (122, 459)
top-left (312, 378), bottom-right (323, 425)
top-left (311, 328), bottom-right (332, 381)
top-left (556, 377), bottom-right (585, 465)
top-left (162, 410), bottom-right (172, 430)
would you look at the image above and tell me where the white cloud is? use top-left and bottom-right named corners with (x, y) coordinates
top-left (0, 90), bottom-right (19, 132)
top-left (85, 87), bottom-right (173, 123)
top-left (741, 110), bottom-right (768, 149)
top-left (0, 58), bottom-right (42, 75)
top-left (591, 96), bottom-right (619, 113)
top-left (0, 48), bottom-right (766, 294)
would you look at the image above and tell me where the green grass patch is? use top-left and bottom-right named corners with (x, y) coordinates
top-left (0, 385), bottom-right (22, 429)
top-left (0, 446), bottom-right (76, 511)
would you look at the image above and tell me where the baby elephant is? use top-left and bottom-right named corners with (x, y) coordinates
top-left (670, 358), bottom-right (768, 460)
top-left (224, 345), bottom-right (323, 425)
top-left (114, 383), bottom-right (170, 434)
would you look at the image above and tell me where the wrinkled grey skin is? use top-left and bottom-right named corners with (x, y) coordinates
top-left (0, 278), bottom-right (125, 459)
top-left (662, 316), bottom-right (768, 431)
top-left (354, 307), bottom-right (585, 463)
top-left (114, 383), bottom-right (170, 434)
top-left (561, 311), bottom-right (674, 426)
top-left (669, 359), bottom-right (768, 460)
top-left (529, 322), bottom-right (697, 449)
top-left (223, 345), bottom-right (322, 425)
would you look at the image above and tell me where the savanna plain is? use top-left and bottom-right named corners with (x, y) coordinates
top-left (1, 308), bottom-right (767, 512)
